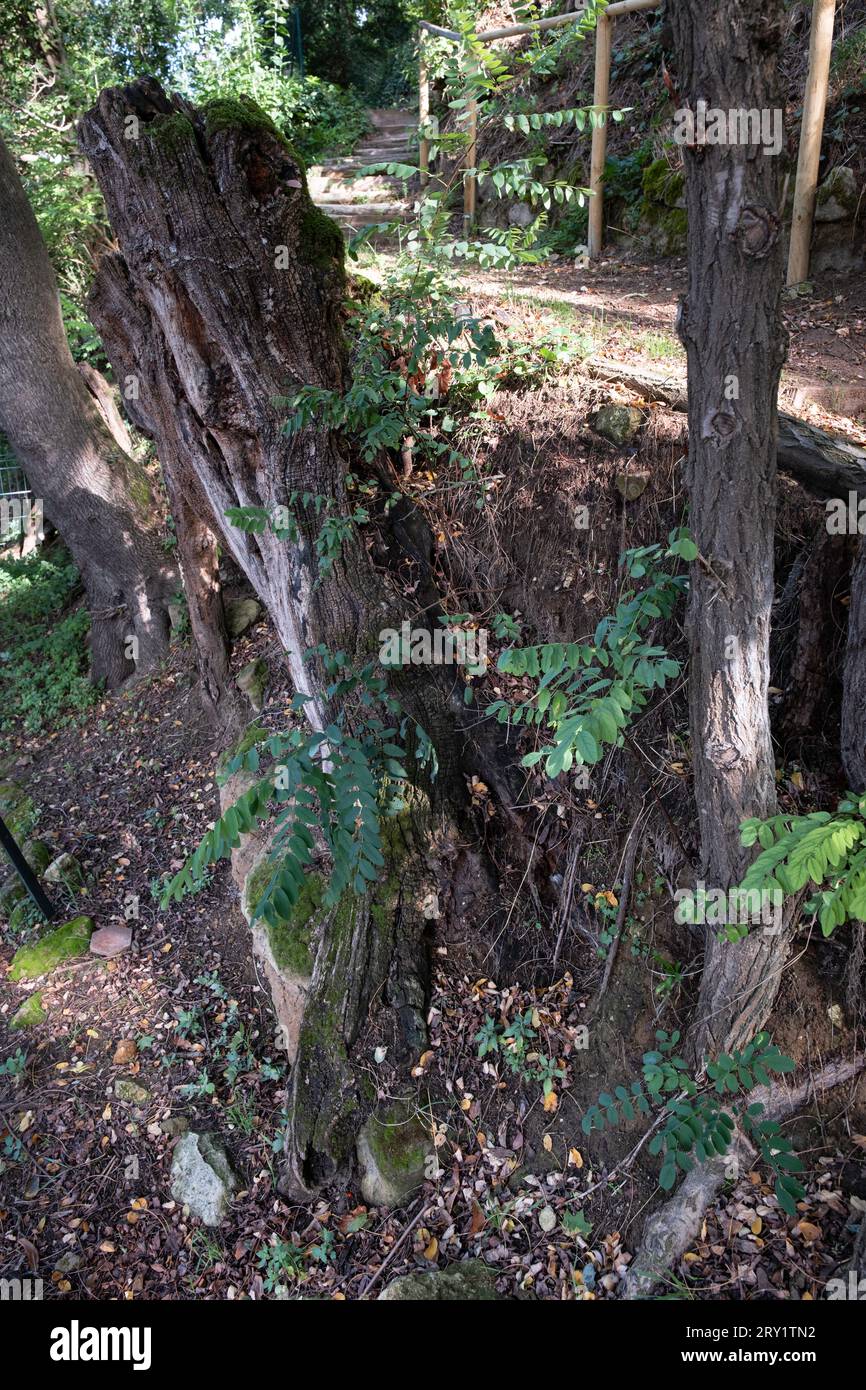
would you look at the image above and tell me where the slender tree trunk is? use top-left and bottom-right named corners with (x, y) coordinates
top-left (78, 79), bottom-right (506, 1192)
top-left (842, 536), bottom-right (866, 791)
top-left (668, 3), bottom-right (791, 1056)
top-left (0, 132), bottom-right (177, 688)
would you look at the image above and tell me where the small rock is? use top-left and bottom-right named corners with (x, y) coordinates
top-left (167, 600), bottom-right (187, 631)
top-left (357, 1100), bottom-right (432, 1209)
top-left (90, 924), bottom-right (132, 958)
top-left (23, 839), bottom-right (53, 874)
top-left (113, 1038), bottom-right (137, 1065)
top-left (161, 1116), bottom-right (189, 1138)
top-left (615, 469), bottom-right (651, 501)
top-left (54, 1252), bottom-right (81, 1273)
top-left (170, 1132), bottom-right (237, 1226)
top-left (590, 404), bottom-right (644, 447)
top-left (10, 992), bottom-right (47, 1029)
top-left (236, 657), bottom-right (269, 712)
top-left (378, 1259), bottom-right (500, 1301)
top-left (814, 165), bottom-right (859, 223)
top-left (538, 1204), bottom-right (557, 1232)
top-left (114, 1079), bottom-right (150, 1106)
top-left (507, 202), bottom-right (535, 229)
top-left (44, 852), bottom-right (85, 889)
top-left (226, 598), bottom-right (261, 639)
top-left (8, 916), bottom-right (94, 982)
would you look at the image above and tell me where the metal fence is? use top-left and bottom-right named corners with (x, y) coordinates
top-left (0, 452), bottom-right (32, 549)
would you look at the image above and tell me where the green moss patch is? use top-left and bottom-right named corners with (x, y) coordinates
top-left (203, 96), bottom-right (299, 160)
top-left (299, 203), bottom-right (345, 272)
top-left (11, 991), bottom-right (47, 1029)
top-left (217, 721), bottom-right (268, 780)
top-left (641, 158), bottom-right (684, 208)
top-left (267, 872), bottom-right (322, 975)
top-left (0, 780), bottom-right (36, 839)
top-left (8, 915), bottom-right (93, 982)
top-left (636, 159), bottom-right (687, 255)
top-left (148, 112), bottom-right (195, 155)
top-left (357, 1098), bottom-right (432, 1207)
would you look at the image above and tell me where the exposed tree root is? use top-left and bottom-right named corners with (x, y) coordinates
top-left (586, 359), bottom-right (866, 500)
top-left (622, 1053), bottom-right (866, 1299)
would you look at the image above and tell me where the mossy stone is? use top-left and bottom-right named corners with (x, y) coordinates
top-left (378, 1259), bottom-right (501, 1301)
top-left (815, 165), bottom-right (859, 222)
top-left (635, 159), bottom-right (687, 254)
top-left (115, 1079), bottom-right (150, 1105)
top-left (8, 916), bottom-right (94, 982)
top-left (23, 839), bottom-right (53, 874)
top-left (236, 657), bottom-right (269, 712)
top-left (591, 404), bottom-right (644, 447)
top-left (347, 272), bottom-right (379, 304)
top-left (170, 1131), bottom-right (238, 1226)
top-left (0, 781), bottom-right (36, 839)
top-left (10, 992), bottom-right (47, 1029)
top-left (357, 1099), bottom-right (432, 1209)
top-left (226, 597), bottom-right (261, 639)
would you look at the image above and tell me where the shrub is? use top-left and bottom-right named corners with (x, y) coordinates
top-left (0, 551), bottom-right (98, 733)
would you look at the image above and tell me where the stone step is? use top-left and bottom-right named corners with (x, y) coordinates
top-left (319, 201), bottom-right (407, 221)
top-left (310, 187), bottom-right (407, 207)
top-left (308, 170), bottom-right (406, 191)
top-left (360, 132), bottom-right (414, 145)
top-left (369, 108), bottom-right (416, 130)
top-left (354, 148), bottom-right (413, 163)
top-left (321, 161), bottom-right (412, 179)
top-left (361, 127), bottom-right (414, 141)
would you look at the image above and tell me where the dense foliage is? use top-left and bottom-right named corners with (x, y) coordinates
top-left (0, 549), bottom-right (96, 733)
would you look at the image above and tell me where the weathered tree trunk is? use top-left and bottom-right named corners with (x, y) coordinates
top-left (0, 131), bottom-right (178, 687)
top-left (87, 252), bottom-right (240, 728)
top-left (78, 79), bottom-right (506, 1192)
top-left (842, 536), bottom-right (866, 790)
top-left (669, 3), bottom-right (791, 1057)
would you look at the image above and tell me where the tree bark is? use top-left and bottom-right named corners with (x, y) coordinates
top-left (668, 3), bottom-right (791, 1057)
top-left (842, 535), bottom-right (866, 790)
top-left (0, 131), bottom-right (177, 688)
top-left (78, 79), bottom-right (507, 1192)
top-left (86, 251), bottom-right (240, 728)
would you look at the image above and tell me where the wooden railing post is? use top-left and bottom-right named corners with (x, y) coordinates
top-left (787, 0), bottom-right (836, 286)
top-left (419, 29), bottom-right (430, 188)
top-left (588, 12), bottom-right (613, 259)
